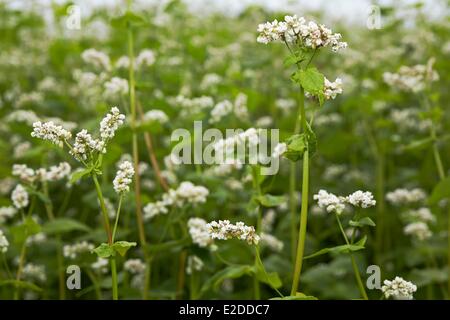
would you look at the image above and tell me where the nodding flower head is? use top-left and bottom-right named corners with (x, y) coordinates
top-left (113, 160), bottom-right (135, 194)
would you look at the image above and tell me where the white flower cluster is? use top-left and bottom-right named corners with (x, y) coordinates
top-left (31, 121), bottom-right (72, 148)
top-left (143, 182), bottom-right (209, 221)
top-left (209, 159), bottom-right (243, 176)
top-left (186, 255), bottom-right (204, 275)
top-left (26, 232), bottom-right (47, 246)
top-left (100, 106), bottom-right (126, 140)
top-left (404, 221), bottom-right (432, 241)
top-left (71, 129), bottom-right (105, 161)
top-left (91, 257), bottom-right (109, 274)
top-left (172, 95), bottom-right (214, 116)
top-left (124, 258), bottom-right (146, 274)
top-left (81, 49), bottom-right (111, 71)
top-left (386, 188), bottom-right (426, 206)
top-left (313, 189), bottom-right (345, 214)
top-left (260, 233), bottom-right (284, 252)
top-left (272, 142), bottom-right (287, 158)
top-left (113, 161), bottom-right (134, 194)
top-left (381, 276), bottom-right (417, 300)
top-left (63, 241), bottom-right (95, 259)
top-left (136, 49), bottom-right (156, 67)
top-left (188, 217), bottom-right (215, 248)
top-left (262, 209), bottom-right (276, 232)
top-left (143, 109), bottom-right (169, 124)
top-left (213, 128), bottom-right (260, 158)
top-left (207, 220), bottom-right (260, 245)
top-left (314, 189), bottom-right (376, 214)
top-left (11, 184), bottom-right (29, 209)
top-left (104, 77), bottom-right (129, 98)
top-left (200, 73), bottom-right (222, 90)
top-left (323, 77), bottom-right (343, 100)
top-left (389, 109), bottom-right (431, 133)
top-left (346, 190), bottom-right (376, 208)
top-left (314, 113), bottom-right (343, 127)
top-left (0, 229), bottom-right (9, 253)
top-left (12, 163), bottom-right (71, 183)
top-left (209, 100), bottom-right (233, 123)
top-left (404, 207), bottom-right (435, 223)
top-left (383, 59), bottom-right (439, 92)
top-left (0, 206), bottom-right (17, 224)
top-left (257, 15), bottom-right (347, 52)
top-left (22, 263), bottom-right (47, 283)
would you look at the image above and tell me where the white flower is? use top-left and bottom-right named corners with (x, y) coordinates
top-left (31, 121), bottom-right (72, 147)
top-left (405, 207), bottom-right (435, 223)
top-left (143, 201), bottom-right (169, 221)
top-left (99, 107), bottom-right (126, 140)
top-left (200, 73), bottom-right (222, 90)
top-left (70, 129), bottom-right (105, 161)
top-left (11, 184), bottom-right (29, 209)
top-left (272, 143), bottom-right (287, 158)
top-left (124, 259), bottom-right (146, 274)
top-left (136, 49), bottom-right (156, 67)
top-left (12, 164), bottom-right (36, 183)
top-left (261, 209), bottom-right (276, 232)
top-left (260, 233), bottom-right (284, 252)
top-left (0, 229), bottom-right (9, 253)
top-left (323, 77), bottom-right (343, 100)
top-left (115, 56), bottom-right (130, 69)
top-left (143, 109), bottom-right (169, 124)
top-left (26, 232), bottom-right (47, 246)
top-left (188, 217), bottom-right (214, 248)
top-left (386, 188), bottom-right (426, 206)
top-left (209, 100), bottom-right (233, 123)
top-left (44, 162), bottom-right (71, 181)
top-left (381, 276), bottom-right (417, 300)
top-left (113, 160), bottom-right (134, 194)
top-left (207, 220), bottom-right (260, 245)
top-left (81, 48), bottom-right (111, 71)
top-left (404, 222), bottom-right (432, 241)
top-left (104, 77), bottom-right (129, 97)
top-left (186, 255), bottom-right (204, 275)
top-left (313, 189), bottom-right (345, 214)
top-left (346, 190), bottom-right (376, 208)
top-left (63, 241), bottom-right (95, 259)
top-left (176, 181), bottom-right (209, 204)
top-left (0, 206), bottom-right (17, 224)
top-left (91, 257), bottom-right (109, 274)
top-left (384, 58), bottom-right (438, 92)
top-left (22, 263), bottom-right (46, 283)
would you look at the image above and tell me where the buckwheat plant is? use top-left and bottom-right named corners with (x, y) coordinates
top-left (312, 189), bottom-right (376, 299)
top-left (31, 106), bottom-right (135, 300)
top-left (257, 15), bottom-right (346, 296)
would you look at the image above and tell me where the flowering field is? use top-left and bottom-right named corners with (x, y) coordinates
top-left (0, 0), bottom-right (449, 301)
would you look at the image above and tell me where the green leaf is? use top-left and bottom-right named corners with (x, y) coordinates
top-left (256, 194), bottom-right (286, 207)
top-left (429, 176), bottom-right (450, 204)
top-left (110, 11), bottom-right (146, 28)
top-left (255, 259), bottom-right (282, 289)
top-left (70, 167), bottom-right (92, 184)
top-left (292, 67), bottom-right (324, 95)
top-left (0, 280), bottom-right (42, 292)
top-left (200, 265), bottom-right (254, 295)
top-left (271, 292), bottom-right (318, 300)
top-left (283, 54), bottom-right (304, 67)
top-left (93, 243), bottom-right (114, 258)
top-left (284, 133), bottom-right (307, 162)
top-left (401, 137), bottom-right (434, 152)
top-left (24, 216), bottom-right (41, 235)
top-left (304, 237), bottom-right (366, 260)
top-left (349, 217), bottom-right (376, 228)
top-left (112, 241), bottom-right (137, 257)
top-left (42, 218), bottom-right (91, 234)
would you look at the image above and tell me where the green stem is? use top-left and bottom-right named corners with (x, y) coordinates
top-left (335, 214), bottom-right (369, 300)
top-left (291, 86), bottom-right (309, 295)
top-left (289, 162), bottom-right (297, 263)
top-left (112, 196), bottom-right (123, 243)
top-left (110, 257), bottom-right (118, 300)
top-left (92, 174), bottom-right (112, 244)
top-left (251, 166), bottom-right (262, 299)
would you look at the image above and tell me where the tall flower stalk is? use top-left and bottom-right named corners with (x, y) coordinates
top-left (257, 15), bottom-right (346, 294)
